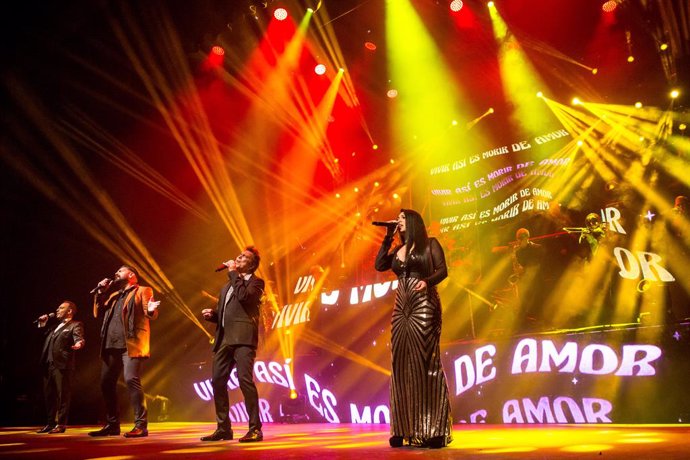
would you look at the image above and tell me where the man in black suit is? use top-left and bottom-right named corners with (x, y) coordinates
top-left (36, 301), bottom-right (85, 434)
top-left (201, 246), bottom-right (265, 443)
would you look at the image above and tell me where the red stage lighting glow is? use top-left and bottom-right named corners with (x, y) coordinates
top-left (602, 1), bottom-right (617, 13)
top-left (274, 7), bottom-right (288, 21)
top-left (314, 64), bottom-right (327, 75)
top-left (364, 41), bottom-right (377, 51)
top-left (450, 0), bottom-right (464, 12)
top-left (211, 45), bottom-right (225, 56)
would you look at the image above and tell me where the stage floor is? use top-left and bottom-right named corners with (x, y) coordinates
top-left (2, 422), bottom-right (690, 459)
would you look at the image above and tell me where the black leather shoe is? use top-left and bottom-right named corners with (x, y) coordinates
top-left (49, 425), bottom-right (66, 434)
top-left (123, 426), bottom-right (148, 438)
top-left (200, 429), bottom-right (233, 441)
top-left (389, 436), bottom-right (404, 447)
top-left (88, 424), bottom-right (121, 437)
top-left (238, 429), bottom-right (263, 443)
top-left (427, 436), bottom-right (446, 449)
top-left (36, 425), bottom-right (56, 434)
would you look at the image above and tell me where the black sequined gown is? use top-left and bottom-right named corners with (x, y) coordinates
top-left (375, 236), bottom-right (453, 447)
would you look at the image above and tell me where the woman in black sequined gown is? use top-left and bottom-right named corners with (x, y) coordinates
top-left (374, 209), bottom-right (453, 448)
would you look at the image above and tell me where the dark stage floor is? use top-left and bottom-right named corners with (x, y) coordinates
top-left (2, 422), bottom-right (690, 459)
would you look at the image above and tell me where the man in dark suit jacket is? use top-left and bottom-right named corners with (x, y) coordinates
top-left (36, 300), bottom-right (85, 434)
top-left (88, 265), bottom-right (159, 438)
top-left (201, 246), bottom-right (265, 443)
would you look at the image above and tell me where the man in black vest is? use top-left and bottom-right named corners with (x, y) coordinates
top-left (36, 301), bottom-right (85, 434)
top-left (201, 246), bottom-right (265, 443)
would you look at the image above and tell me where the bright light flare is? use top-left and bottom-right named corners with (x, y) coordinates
top-left (211, 45), bottom-right (224, 56)
top-left (387, 89), bottom-right (398, 98)
top-left (634, 102), bottom-right (643, 108)
top-left (602, 1), bottom-right (617, 13)
top-left (572, 97), bottom-right (582, 106)
top-left (487, 1), bottom-right (495, 8)
top-left (364, 41), bottom-right (377, 51)
top-left (670, 89), bottom-right (680, 99)
top-left (314, 64), bottom-right (326, 75)
top-left (450, 0), bottom-right (464, 12)
top-left (274, 7), bottom-right (288, 21)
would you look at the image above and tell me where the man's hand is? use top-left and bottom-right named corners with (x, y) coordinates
top-left (71, 340), bottom-right (84, 350)
top-left (201, 308), bottom-right (214, 321)
top-left (147, 299), bottom-right (160, 314)
top-left (224, 260), bottom-right (237, 271)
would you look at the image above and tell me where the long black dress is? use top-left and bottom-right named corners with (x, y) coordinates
top-left (375, 236), bottom-right (453, 447)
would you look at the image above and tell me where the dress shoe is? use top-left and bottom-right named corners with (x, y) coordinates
top-left (88, 424), bottom-right (121, 437)
top-left (123, 426), bottom-right (148, 438)
top-left (200, 429), bottom-right (233, 441)
top-left (49, 425), bottom-right (66, 434)
top-left (389, 436), bottom-right (404, 447)
top-left (36, 425), bottom-right (56, 434)
top-left (426, 436), bottom-right (446, 449)
top-left (238, 429), bottom-right (263, 443)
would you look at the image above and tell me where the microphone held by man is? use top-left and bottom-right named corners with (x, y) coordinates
top-left (89, 278), bottom-right (113, 295)
top-left (33, 312), bottom-right (55, 325)
top-left (213, 258), bottom-right (238, 272)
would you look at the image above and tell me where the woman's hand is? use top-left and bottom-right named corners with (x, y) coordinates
top-left (413, 279), bottom-right (427, 291)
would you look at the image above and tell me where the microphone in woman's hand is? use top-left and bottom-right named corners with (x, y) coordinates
top-left (372, 221), bottom-right (397, 228)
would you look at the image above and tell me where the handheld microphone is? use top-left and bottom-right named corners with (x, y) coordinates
top-left (89, 278), bottom-right (112, 295)
top-left (33, 313), bottom-right (55, 324)
top-left (372, 221), bottom-right (398, 227)
top-left (214, 264), bottom-right (228, 272)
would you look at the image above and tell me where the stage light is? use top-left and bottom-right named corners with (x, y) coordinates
top-left (451, 120), bottom-right (458, 126)
top-left (392, 193), bottom-right (400, 199)
top-left (660, 43), bottom-right (668, 51)
top-left (334, 158), bottom-right (339, 163)
top-left (680, 123), bottom-right (687, 131)
top-left (634, 102), bottom-right (643, 108)
top-left (450, 0), bottom-right (464, 12)
top-left (211, 45), bottom-right (225, 56)
top-left (314, 64), bottom-right (326, 75)
top-left (602, 1), bottom-right (617, 13)
top-left (274, 7), bottom-right (288, 21)
top-left (572, 97), bottom-right (582, 106)
top-left (670, 89), bottom-right (680, 99)
top-left (390, 159), bottom-right (395, 164)
top-left (374, 181), bottom-right (380, 187)
top-left (335, 193), bottom-right (341, 198)
top-left (592, 68), bottom-right (598, 75)
top-left (487, 1), bottom-right (495, 8)
top-left (627, 55), bottom-right (635, 62)
top-left (365, 41), bottom-right (377, 51)
top-left (488, 108), bottom-right (495, 113)
top-left (577, 140), bottom-right (584, 146)
top-left (372, 144), bottom-right (379, 150)
top-left (354, 187), bottom-right (359, 193)
top-left (536, 91), bottom-right (544, 98)
top-left (387, 89), bottom-right (398, 98)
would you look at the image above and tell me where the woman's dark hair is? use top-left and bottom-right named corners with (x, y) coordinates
top-left (400, 209), bottom-right (429, 259)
